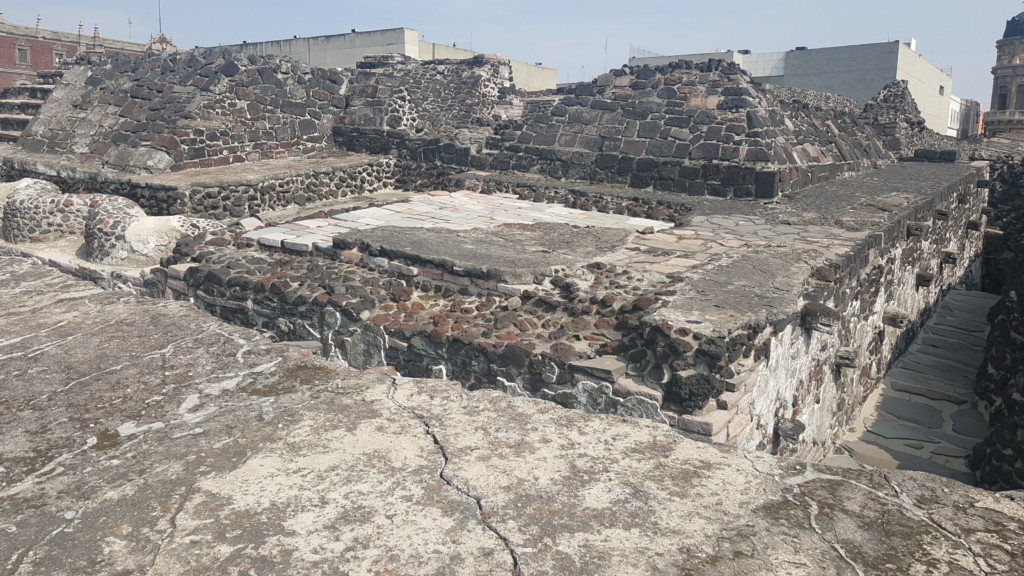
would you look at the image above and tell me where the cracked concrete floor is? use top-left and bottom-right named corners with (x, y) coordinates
top-left (1, 255), bottom-right (1023, 575)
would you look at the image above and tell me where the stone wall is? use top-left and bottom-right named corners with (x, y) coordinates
top-left (482, 60), bottom-right (894, 196)
top-left (971, 158), bottom-right (1024, 490)
top-left (1, 177), bottom-right (226, 266)
top-left (153, 162), bottom-right (990, 462)
top-left (334, 59), bottom-right (903, 198)
top-left (19, 49), bottom-right (352, 173)
top-left (0, 152), bottom-right (396, 218)
top-left (634, 165), bottom-right (989, 457)
top-left (331, 53), bottom-right (522, 160)
top-left (181, 157), bottom-right (396, 219)
top-left (1, 178), bottom-right (91, 242)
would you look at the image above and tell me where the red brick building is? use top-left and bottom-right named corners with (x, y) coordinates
top-left (0, 15), bottom-right (146, 88)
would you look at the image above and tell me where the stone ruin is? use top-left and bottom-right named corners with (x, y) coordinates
top-left (0, 46), bottom-right (1022, 572)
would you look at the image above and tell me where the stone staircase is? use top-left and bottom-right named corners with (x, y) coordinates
top-left (0, 72), bottom-right (59, 144)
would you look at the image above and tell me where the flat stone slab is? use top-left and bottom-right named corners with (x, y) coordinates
top-left (336, 222), bottom-right (635, 284)
top-left (952, 408), bottom-right (989, 439)
top-left (864, 418), bottom-right (942, 444)
top-left (570, 356), bottom-right (628, 381)
top-left (875, 394), bottom-right (946, 429)
top-left (3, 256), bottom-right (1023, 575)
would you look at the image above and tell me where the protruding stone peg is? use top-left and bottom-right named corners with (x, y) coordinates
top-left (941, 250), bottom-right (960, 265)
top-left (801, 302), bottom-right (841, 335)
top-left (836, 348), bottom-right (859, 369)
top-left (967, 219), bottom-right (983, 231)
top-left (915, 271), bottom-right (935, 287)
top-left (906, 222), bottom-right (930, 237)
top-left (883, 307), bottom-right (911, 329)
top-left (933, 209), bottom-right (951, 221)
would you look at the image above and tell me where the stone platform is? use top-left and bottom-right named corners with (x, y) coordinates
top-left (842, 290), bottom-right (1001, 482)
top-left (241, 190), bottom-right (671, 254)
top-left (1, 255), bottom-right (1022, 575)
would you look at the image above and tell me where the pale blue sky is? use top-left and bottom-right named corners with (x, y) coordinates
top-left (3, 1), bottom-right (1019, 106)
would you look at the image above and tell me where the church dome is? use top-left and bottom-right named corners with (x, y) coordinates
top-left (1004, 12), bottom-right (1024, 39)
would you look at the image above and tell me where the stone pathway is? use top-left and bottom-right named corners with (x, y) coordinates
top-left (841, 290), bottom-right (1000, 484)
top-left (241, 191), bottom-right (672, 253)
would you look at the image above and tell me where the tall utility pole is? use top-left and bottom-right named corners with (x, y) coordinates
top-left (158, 0), bottom-right (163, 34)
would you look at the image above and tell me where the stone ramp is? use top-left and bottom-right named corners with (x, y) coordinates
top-left (842, 290), bottom-right (1000, 483)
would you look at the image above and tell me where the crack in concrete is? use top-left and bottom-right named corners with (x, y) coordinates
top-left (145, 483), bottom-right (195, 576)
top-left (2, 520), bottom-right (72, 576)
top-left (741, 455), bottom-right (996, 575)
top-left (387, 377), bottom-right (523, 576)
top-left (881, 472), bottom-right (993, 575)
top-left (804, 497), bottom-right (866, 576)
top-left (785, 466), bottom-right (993, 575)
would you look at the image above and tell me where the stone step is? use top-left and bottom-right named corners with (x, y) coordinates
top-left (0, 114), bottom-right (31, 132)
top-left (0, 85), bottom-right (53, 101)
top-left (0, 99), bottom-right (43, 116)
top-left (0, 130), bottom-right (21, 143)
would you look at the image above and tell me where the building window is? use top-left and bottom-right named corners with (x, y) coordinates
top-left (1000, 86), bottom-right (1010, 110)
top-left (1016, 85), bottom-right (1024, 110)
top-left (53, 51), bottom-right (66, 67)
top-left (939, 85), bottom-right (945, 96)
top-left (15, 45), bottom-right (30, 65)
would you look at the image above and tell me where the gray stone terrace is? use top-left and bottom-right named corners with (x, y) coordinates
top-left (1, 255), bottom-right (1022, 575)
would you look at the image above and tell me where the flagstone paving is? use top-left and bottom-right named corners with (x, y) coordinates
top-left (241, 191), bottom-right (674, 253)
top-left (841, 290), bottom-right (1000, 484)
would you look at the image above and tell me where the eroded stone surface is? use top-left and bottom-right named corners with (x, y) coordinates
top-left (1, 255), bottom-right (1023, 575)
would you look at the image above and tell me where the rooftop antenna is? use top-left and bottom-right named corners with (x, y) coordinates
top-left (158, 0), bottom-right (163, 35)
top-left (128, 16), bottom-right (133, 41)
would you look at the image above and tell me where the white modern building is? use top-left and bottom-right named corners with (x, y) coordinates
top-left (217, 28), bottom-right (556, 92)
top-left (630, 40), bottom-right (961, 135)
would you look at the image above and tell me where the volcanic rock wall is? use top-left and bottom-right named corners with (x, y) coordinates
top-left (972, 159), bottom-right (1024, 490)
top-left (335, 59), bottom-right (905, 197)
top-left (19, 49), bottom-right (352, 173)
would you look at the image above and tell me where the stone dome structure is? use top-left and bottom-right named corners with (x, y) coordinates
top-left (1005, 11), bottom-right (1024, 39)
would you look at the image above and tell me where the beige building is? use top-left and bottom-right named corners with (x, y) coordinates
top-left (632, 40), bottom-right (958, 134)
top-left (217, 28), bottom-right (556, 92)
top-left (985, 11), bottom-right (1024, 136)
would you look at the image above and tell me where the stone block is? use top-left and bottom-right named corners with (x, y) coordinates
top-left (620, 139), bottom-right (647, 156)
top-left (716, 388), bottom-right (752, 411)
top-left (363, 254), bottom-right (389, 268)
top-left (677, 408), bottom-right (734, 437)
top-left (906, 222), bottom-right (931, 238)
top-left (915, 271), bottom-right (935, 287)
top-left (166, 263), bottom-right (195, 280)
top-left (801, 302), bottom-right (841, 335)
top-left (690, 142), bottom-right (721, 160)
top-left (646, 139), bottom-right (676, 158)
top-left (882, 307), bottom-right (911, 329)
top-left (836, 348), bottom-right (860, 369)
top-left (637, 121), bottom-right (662, 139)
top-left (754, 171), bottom-right (779, 199)
top-left (570, 357), bottom-right (628, 382)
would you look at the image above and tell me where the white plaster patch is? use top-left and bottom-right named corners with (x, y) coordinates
top-left (116, 421), bottom-right (166, 437)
